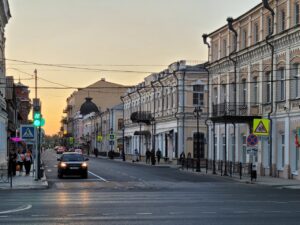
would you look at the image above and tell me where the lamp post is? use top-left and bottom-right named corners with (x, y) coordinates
top-left (194, 106), bottom-right (202, 172)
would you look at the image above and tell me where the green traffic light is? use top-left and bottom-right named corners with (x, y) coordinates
top-left (33, 119), bottom-right (41, 127)
top-left (34, 112), bottom-right (41, 120)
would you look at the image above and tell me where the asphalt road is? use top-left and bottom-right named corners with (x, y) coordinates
top-left (0, 149), bottom-right (300, 225)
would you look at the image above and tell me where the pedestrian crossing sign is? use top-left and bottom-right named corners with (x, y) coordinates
top-left (253, 119), bottom-right (270, 136)
top-left (20, 125), bottom-right (35, 140)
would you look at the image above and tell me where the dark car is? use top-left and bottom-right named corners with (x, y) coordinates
top-left (57, 152), bottom-right (89, 178)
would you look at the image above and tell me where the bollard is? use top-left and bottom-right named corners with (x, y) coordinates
top-left (239, 162), bottom-right (242, 179)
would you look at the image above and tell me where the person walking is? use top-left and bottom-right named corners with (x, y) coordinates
top-left (8, 150), bottom-right (17, 176)
top-left (156, 149), bottom-right (161, 164)
top-left (94, 147), bottom-right (99, 158)
top-left (151, 149), bottom-right (156, 165)
top-left (132, 149), bottom-right (139, 162)
top-left (16, 148), bottom-right (25, 176)
top-left (24, 149), bottom-right (33, 176)
top-left (145, 149), bottom-right (151, 164)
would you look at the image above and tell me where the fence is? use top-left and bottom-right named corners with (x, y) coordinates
top-left (178, 158), bottom-right (254, 180)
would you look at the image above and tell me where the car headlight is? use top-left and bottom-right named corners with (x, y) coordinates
top-left (82, 162), bottom-right (88, 167)
top-left (60, 162), bottom-right (67, 168)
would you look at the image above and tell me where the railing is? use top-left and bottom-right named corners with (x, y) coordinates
top-left (130, 111), bottom-right (154, 125)
top-left (212, 102), bottom-right (261, 117)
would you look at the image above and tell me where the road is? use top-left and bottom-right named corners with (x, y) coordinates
top-left (0, 149), bottom-right (300, 225)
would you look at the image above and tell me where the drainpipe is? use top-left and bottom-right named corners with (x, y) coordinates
top-left (150, 81), bottom-right (156, 151)
top-left (225, 17), bottom-right (238, 176)
top-left (203, 34), bottom-right (214, 173)
top-left (120, 96), bottom-right (126, 161)
top-left (262, 0), bottom-right (275, 177)
top-left (173, 70), bottom-right (179, 158)
top-left (137, 88), bottom-right (142, 156)
top-left (128, 93), bottom-right (133, 153)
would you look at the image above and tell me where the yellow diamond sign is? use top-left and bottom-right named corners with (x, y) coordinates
top-left (253, 119), bottom-right (270, 136)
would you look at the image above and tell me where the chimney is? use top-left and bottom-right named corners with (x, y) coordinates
top-left (101, 78), bottom-right (106, 82)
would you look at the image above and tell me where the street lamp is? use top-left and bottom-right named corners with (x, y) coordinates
top-left (194, 106), bottom-right (202, 172)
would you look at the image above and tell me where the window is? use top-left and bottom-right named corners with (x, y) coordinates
top-left (213, 87), bottom-right (218, 104)
top-left (253, 77), bottom-right (258, 104)
top-left (231, 34), bottom-right (237, 52)
top-left (241, 79), bottom-right (247, 104)
top-left (221, 84), bottom-right (226, 103)
top-left (118, 119), bottom-right (123, 130)
top-left (222, 39), bottom-right (227, 57)
top-left (292, 63), bottom-right (300, 98)
top-left (193, 85), bottom-right (204, 106)
top-left (280, 10), bottom-right (285, 31)
top-left (295, 2), bottom-right (300, 25)
top-left (277, 68), bottom-right (285, 101)
top-left (253, 23), bottom-right (259, 44)
top-left (241, 29), bottom-right (247, 49)
top-left (267, 16), bottom-right (272, 35)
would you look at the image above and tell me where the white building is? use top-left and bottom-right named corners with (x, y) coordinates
top-left (205, 0), bottom-right (300, 179)
top-left (122, 61), bottom-right (208, 162)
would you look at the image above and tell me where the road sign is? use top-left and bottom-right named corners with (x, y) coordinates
top-left (108, 134), bottom-right (115, 140)
top-left (97, 135), bottom-right (103, 142)
top-left (253, 119), bottom-right (270, 136)
top-left (20, 125), bottom-right (35, 140)
top-left (246, 147), bottom-right (258, 155)
top-left (247, 134), bottom-right (258, 146)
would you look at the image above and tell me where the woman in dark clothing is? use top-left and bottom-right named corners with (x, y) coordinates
top-left (24, 149), bottom-right (33, 175)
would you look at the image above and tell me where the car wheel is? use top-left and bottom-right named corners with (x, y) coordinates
top-left (82, 172), bottom-right (88, 179)
top-left (58, 172), bottom-right (63, 179)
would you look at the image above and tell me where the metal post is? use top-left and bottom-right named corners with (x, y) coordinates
top-left (213, 122), bottom-right (216, 174)
top-left (196, 109), bottom-right (200, 172)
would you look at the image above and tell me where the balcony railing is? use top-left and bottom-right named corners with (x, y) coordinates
top-left (130, 111), bottom-right (154, 125)
top-left (212, 102), bottom-right (261, 118)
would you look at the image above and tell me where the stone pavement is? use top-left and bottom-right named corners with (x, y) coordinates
top-left (0, 170), bottom-right (48, 190)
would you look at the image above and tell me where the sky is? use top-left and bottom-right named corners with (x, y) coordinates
top-left (5, 0), bottom-right (261, 135)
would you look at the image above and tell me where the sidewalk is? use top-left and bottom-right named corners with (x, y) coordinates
top-left (92, 154), bottom-right (300, 189)
top-left (0, 171), bottom-right (48, 190)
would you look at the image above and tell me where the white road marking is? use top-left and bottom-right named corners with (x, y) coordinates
top-left (200, 212), bottom-right (217, 214)
top-left (67, 214), bottom-right (85, 217)
top-left (0, 204), bottom-right (32, 214)
top-left (31, 215), bottom-right (48, 217)
top-left (88, 171), bottom-right (108, 182)
top-left (136, 213), bottom-right (153, 215)
top-left (47, 169), bottom-right (52, 172)
top-left (169, 212), bottom-right (182, 215)
top-left (0, 215), bottom-right (8, 218)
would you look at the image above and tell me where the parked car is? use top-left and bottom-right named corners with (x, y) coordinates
top-left (57, 152), bottom-right (89, 178)
top-left (56, 146), bottom-right (65, 154)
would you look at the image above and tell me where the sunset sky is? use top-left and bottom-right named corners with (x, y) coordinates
top-left (5, 0), bottom-right (261, 135)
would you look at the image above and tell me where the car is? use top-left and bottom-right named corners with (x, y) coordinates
top-left (57, 152), bottom-right (89, 179)
top-left (56, 146), bottom-right (65, 154)
top-left (74, 148), bottom-right (82, 154)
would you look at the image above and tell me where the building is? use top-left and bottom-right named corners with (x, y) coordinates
top-left (205, 0), bottom-right (300, 179)
top-left (62, 78), bottom-right (127, 139)
top-left (122, 61), bottom-right (208, 163)
top-left (15, 81), bottom-right (31, 124)
top-left (0, 0), bottom-right (10, 169)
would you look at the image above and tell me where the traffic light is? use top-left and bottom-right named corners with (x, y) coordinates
top-left (33, 111), bottom-right (45, 127)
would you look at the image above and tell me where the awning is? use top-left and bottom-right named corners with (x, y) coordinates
top-left (134, 130), bottom-right (151, 136)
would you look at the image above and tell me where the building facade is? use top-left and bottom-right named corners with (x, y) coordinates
top-left (205, 0), bottom-right (300, 179)
top-left (122, 61), bottom-right (208, 162)
top-left (0, 0), bottom-right (10, 168)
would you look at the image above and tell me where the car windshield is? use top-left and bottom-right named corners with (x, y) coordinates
top-left (62, 154), bottom-right (84, 162)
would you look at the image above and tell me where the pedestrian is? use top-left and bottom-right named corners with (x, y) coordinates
top-left (251, 161), bottom-right (257, 182)
top-left (24, 149), bottom-right (33, 176)
top-left (16, 148), bottom-right (25, 176)
top-left (156, 149), bottom-right (161, 164)
top-left (132, 149), bottom-right (139, 162)
top-left (8, 149), bottom-right (17, 176)
top-left (151, 149), bottom-right (156, 165)
top-left (180, 152), bottom-right (186, 168)
top-left (94, 147), bottom-right (99, 158)
top-left (145, 149), bottom-right (151, 164)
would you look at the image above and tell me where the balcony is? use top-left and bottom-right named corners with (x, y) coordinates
top-left (130, 111), bottom-right (154, 125)
top-left (211, 102), bottom-right (261, 123)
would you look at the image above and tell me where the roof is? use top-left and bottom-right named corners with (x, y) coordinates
top-left (79, 97), bottom-right (99, 116)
